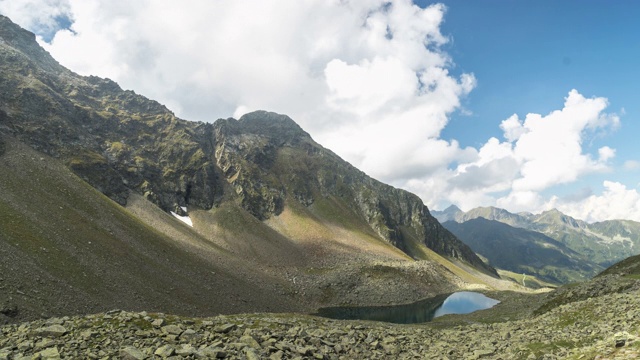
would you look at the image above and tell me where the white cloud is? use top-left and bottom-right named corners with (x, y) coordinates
top-left (402, 89), bottom-right (621, 217)
top-left (499, 114), bottom-right (528, 142)
top-left (624, 160), bottom-right (640, 171)
top-left (598, 146), bottom-right (615, 162)
top-left (510, 90), bottom-right (616, 192)
top-left (3, 1), bottom-right (632, 222)
top-left (549, 181), bottom-right (640, 222)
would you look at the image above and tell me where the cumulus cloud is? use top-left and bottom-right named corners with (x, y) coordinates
top-left (549, 181), bottom-right (640, 222)
top-left (401, 89), bottom-right (622, 218)
top-left (3, 1), bottom-right (632, 222)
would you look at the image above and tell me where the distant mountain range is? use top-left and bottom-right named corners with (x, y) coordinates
top-left (433, 205), bottom-right (640, 283)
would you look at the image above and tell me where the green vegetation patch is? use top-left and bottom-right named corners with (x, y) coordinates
top-left (67, 149), bottom-right (108, 168)
top-left (525, 340), bottom-right (579, 357)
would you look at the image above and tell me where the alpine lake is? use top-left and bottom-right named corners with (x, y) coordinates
top-left (315, 291), bottom-right (500, 324)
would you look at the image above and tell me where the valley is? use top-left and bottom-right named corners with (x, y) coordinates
top-left (1, 13), bottom-right (640, 359)
top-left (0, 14), bottom-right (507, 326)
top-left (434, 206), bottom-right (640, 285)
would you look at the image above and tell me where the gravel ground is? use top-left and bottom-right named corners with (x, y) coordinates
top-left (1, 278), bottom-right (639, 359)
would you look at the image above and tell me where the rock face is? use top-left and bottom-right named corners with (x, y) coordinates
top-left (0, 15), bottom-right (493, 274)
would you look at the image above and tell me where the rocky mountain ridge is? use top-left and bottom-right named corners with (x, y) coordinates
top-left (0, 14), bottom-right (493, 274)
top-left (433, 205), bottom-right (640, 267)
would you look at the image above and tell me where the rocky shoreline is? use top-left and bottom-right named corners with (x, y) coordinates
top-left (1, 282), bottom-right (639, 359)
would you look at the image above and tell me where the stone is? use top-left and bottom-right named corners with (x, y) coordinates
top-left (17, 341), bottom-right (33, 351)
top-left (240, 335), bottom-right (261, 349)
top-left (120, 346), bottom-right (146, 360)
top-left (154, 344), bottom-right (175, 357)
top-left (296, 346), bottom-right (313, 356)
top-left (37, 347), bottom-right (61, 359)
top-left (614, 331), bottom-right (629, 348)
top-left (151, 318), bottom-right (165, 327)
top-left (180, 328), bottom-right (199, 341)
top-left (45, 318), bottom-right (64, 325)
top-left (80, 330), bottom-right (96, 339)
top-left (161, 324), bottom-right (183, 335)
top-left (34, 325), bottom-right (67, 338)
top-left (175, 344), bottom-right (197, 356)
top-left (215, 323), bottom-right (236, 333)
top-left (269, 350), bottom-right (284, 360)
top-left (472, 348), bottom-right (495, 358)
top-left (196, 345), bottom-right (225, 358)
top-left (244, 348), bottom-right (260, 360)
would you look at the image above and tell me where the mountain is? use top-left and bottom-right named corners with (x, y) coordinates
top-left (0, 136), bottom-right (303, 322)
top-left (434, 205), bottom-right (640, 267)
top-left (535, 212), bottom-right (640, 267)
top-left (429, 204), bottom-right (461, 223)
top-left (433, 205), bottom-right (532, 228)
top-left (442, 218), bottom-right (603, 284)
top-left (0, 15), bottom-right (500, 323)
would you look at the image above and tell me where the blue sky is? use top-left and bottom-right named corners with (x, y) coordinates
top-left (436, 1), bottom-right (638, 155)
top-left (1, 0), bottom-right (639, 222)
top-left (432, 0), bottom-right (640, 205)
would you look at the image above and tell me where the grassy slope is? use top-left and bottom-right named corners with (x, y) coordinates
top-left (0, 136), bottom-right (302, 324)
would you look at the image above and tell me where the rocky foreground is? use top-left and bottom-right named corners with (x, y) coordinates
top-left (1, 279), bottom-right (640, 360)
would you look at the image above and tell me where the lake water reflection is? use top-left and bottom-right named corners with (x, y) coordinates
top-left (315, 291), bottom-right (499, 324)
top-left (433, 291), bottom-right (500, 318)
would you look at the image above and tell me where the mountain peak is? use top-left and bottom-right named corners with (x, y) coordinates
top-left (443, 204), bottom-right (462, 213)
top-left (0, 15), bottom-right (33, 44)
top-left (431, 204), bottom-right (463, 223)
top-left (237, 110), bottom-right (311, 144)
top-left (542, 208), bottom-right (563, 215)
top-left (0, 15), bottom-right (64, 74)
top-left (535, 208), bottom-right (584, 228)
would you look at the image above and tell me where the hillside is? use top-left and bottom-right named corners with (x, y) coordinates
top-left (434, 205), bottom-right (640, 267)
top-left (0, 136), bottom-right (304, 323)
top-left (443, 218), bottom-right (603, 284)
top-left (0, 15), bottom-right (504, 324)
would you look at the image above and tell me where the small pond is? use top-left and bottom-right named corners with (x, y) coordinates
top-left (315, 291), bottom-right (499, 324)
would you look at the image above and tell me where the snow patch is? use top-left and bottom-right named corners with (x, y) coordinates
top-left (171, 210), bottom-right (193, 227)
top-left (612, 234), bottom-right (633, 246)
top-left (585, 228), bottom-right (633, 246)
